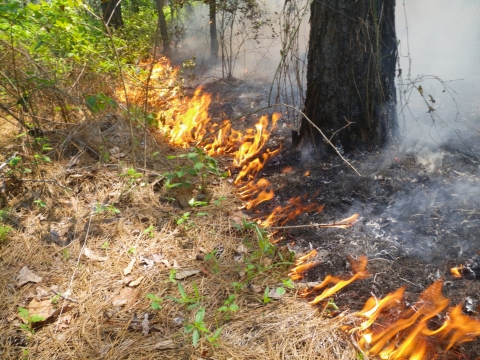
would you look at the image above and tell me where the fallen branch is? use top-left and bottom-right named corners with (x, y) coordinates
top-left (269, 214), bottom-right (359, 230)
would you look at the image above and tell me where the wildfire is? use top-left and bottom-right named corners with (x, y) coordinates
top-left (301, 255), bottom-right (369, 305)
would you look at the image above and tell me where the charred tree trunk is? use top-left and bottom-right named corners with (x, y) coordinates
top-left (155, 0), bottom-right (171, 57)
top-left (298, 0), bottom-right (397, 153)
top-left (209, 0), bottom-right (219, 58)
top-left (101, 0), bottom-right (124, 29)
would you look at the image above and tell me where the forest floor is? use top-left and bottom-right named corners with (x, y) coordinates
top-left (2, 73), bottom-right (480, 360)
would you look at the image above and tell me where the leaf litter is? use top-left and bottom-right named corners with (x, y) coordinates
top-left (0, 105), bottom-right (358, 359)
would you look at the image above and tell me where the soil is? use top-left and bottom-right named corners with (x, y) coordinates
top-left (200, 78), bottom-right (480, 359)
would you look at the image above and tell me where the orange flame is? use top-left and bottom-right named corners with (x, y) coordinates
top-left (296, 249), bottom-right (318, 265)
top-left (303, 255), bottom-right (369, 305)
top-left (289, 262), bottom-right (320, 281)
top-left (450, 265), bottom-right (462, 278)
top-left (260, 197), bottom-right (325, 227)
top-left (351, 280), bottom-right (480, 359)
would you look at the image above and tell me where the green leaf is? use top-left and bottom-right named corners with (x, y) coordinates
top-left (195, 308), bottom-right (205, 324)
top-left (177, 282), bottom-right (187, 300)
top-left (276, 287), bottom-right (286, 296)
top-left (192, 329), bottom-right (200, 346)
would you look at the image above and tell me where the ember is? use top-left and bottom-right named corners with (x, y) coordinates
top-left (451, 255), bottom-right (480, 280)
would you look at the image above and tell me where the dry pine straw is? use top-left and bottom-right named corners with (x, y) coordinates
top-left (0, 123), bottom-right (360, 360)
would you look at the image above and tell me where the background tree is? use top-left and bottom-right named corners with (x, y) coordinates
top-left (297, 0), bottom-right (397, 153)
top-left (155, 0), bottom-right (171, 57)
top-left (206, 0), bottom-right (219, 58)
top-left (101, 0), bottom-right (124, 28)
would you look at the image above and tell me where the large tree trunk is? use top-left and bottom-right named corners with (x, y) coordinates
top-left (209, 0), bottom-right (219, 58)
top-left (101, 0), bottom-right (124, 29)
top-left (155, 0), bottom-right (171, 57)
top-left (298, 0), bottom-right (397, 153)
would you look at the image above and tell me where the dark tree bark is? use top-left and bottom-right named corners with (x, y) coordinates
top-left (298, 0), bottom-right (397, 153)
top-left (209, 0), bottom-right (219, 58)
top-left (101, 0), bottom-right (124, 29)
top-left (155, 0), bottom-right (171, 57)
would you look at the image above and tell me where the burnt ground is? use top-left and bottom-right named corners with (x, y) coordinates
top-left (200, 78), bottom-right (480, 359)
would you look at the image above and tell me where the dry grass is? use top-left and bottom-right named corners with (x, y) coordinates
top-left (0, 93), bottom-right (360, 360)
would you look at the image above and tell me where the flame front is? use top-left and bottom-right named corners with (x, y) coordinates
top-left (351, 280), bottom-right (480, 358)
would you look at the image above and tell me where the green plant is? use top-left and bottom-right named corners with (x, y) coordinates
top-left (281, 278), bottom-right (295, 289)
top-left (0, 225), bottom-right (12, 242)
top-left (50, 294), bottom-right (61, 305)
top-left (146, 294), bottom-right (163, 310)
top-left (204, 249), bottom-right (220, 274)
top-left (164, 148), bottom-right (226, 194)
top-left (188, 197), bottom-right (208, 207)
top-left (127, 247), bottom-right (136, 255)
top-left (86, 93), bottom-right (117, 113)
top-left (99, 146), bottom-right (110, 163)
top-left (218, 294), bottom-right (239, 320)
top-left (176, 211), bottom-right (192, 227)
top-left (167, 282), bottom-right (201, 309)
top-left (234, 218), bottom-right (275, 256)
top-left (184, 307), bottom-right (222, 347)
top-left (101, 241), bottom-right (110, 250)
top-left (18, 307), bottom-right (45, 333)
top-left (143, 225), bottom-right (154, 238)
top-left (168, 269), bottom-right (178, 284)
top-left (61, 248), bottom-right (70, 261)
top-left (263, 286), bottom-right (272, 304)
top-left (33, 199), bottom-right (47, 208)
top-left (120, 167), bottom-right (143, 184)
top-left (95, 203), bottom-right (121, 215)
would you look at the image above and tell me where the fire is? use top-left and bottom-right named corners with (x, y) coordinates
top-left (450, 266), bottom-right (462, 278)
top-left (260, 196), bottom-right (325, 227)
top-left (303, 255), bottom-right (369, 305)
top-left (351, 280), bottom-right (480, 358)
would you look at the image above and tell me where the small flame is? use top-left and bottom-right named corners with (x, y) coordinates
top-left (450, 265), bottom-right (462, 278)
top-left (296, 249), bottom-right (318, 265)
top-left (304, 171), bottom-right (310, 177)
top-left (288, 261), bottom-right (320, 281)
top-left (304, 255), bottom-right (369, 305)
top-left (282, 166), bottom-right (294, 174)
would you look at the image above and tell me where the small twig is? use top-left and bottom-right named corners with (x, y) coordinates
top-left (399, 277), bottom-right (423, 288)
top-left (0, 152), bottom-right (18, 172)
top-left (20, 178), bottom-right (71, 191)
top-left (269, 222), bottom-right (354, 230)
top-left (50, 289), bottom-right (79, 304)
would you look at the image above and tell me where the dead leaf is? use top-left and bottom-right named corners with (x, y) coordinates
top-left (248, 284), bottom-right (262, 293)
top-left (28, 299), bottom-right (54, 320)
top-left (141, 314), bottom-right (150, 336)
top-left (172, 260), bottom-right (179, 269)
top-left (111, 287), bottom-right (137, 307)
top-left (123, 258), bottom-right (136, 276)
top-left (83, 247), bottom-right (107, 262)
top-left (139, 255), bottom-right (155, 268)
top-left (128, 275), bottom-right (145, 287)
top-left (17, 266), bottom-right (43, 287)
top-left (175, 270), bottom-right (200, 280)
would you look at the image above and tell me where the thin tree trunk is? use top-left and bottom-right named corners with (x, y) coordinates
top-left (209, 0), bottom-right (218, 58)
top-left (155, 0), bottom-right (171, 57)
top-left (100, 0), bottom-right (124, 29)
top-left (298, 0), bottom-right (397, 153)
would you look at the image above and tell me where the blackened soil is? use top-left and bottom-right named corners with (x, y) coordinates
top-left (202, 78), bottom-right (480, 359)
